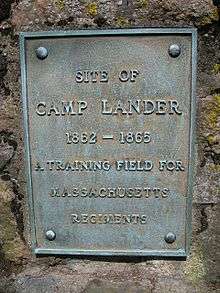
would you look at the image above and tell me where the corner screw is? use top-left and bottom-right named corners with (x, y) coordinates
top-left (45, 230), bottom-right (56, 241)
top-left (168, 44), bottom-right (181, 58)
top-left (164, 232), bottom-right (176, 244)
top-left (36, 47), bottom-right (48, 60)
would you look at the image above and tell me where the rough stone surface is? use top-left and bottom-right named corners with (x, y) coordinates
top-left (0, 0), bottom-right (220, 292)
top-left (0, 0), bottom-right (13, 21)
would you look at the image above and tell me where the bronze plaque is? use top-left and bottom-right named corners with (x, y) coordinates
top-left (20, 28), bottom-right (197, 257)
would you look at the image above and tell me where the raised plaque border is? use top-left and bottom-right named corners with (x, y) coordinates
top-left (20, 28), bottom-right (197, 257)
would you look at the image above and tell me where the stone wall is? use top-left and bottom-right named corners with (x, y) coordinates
top-left (0, 0), bottom-right (219, 292)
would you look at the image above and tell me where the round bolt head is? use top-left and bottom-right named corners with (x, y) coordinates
top-left (168, 44), bottom-right (181, 58)
top-left (164, 232), bottom-right (176, 244)
top-left (36, 47), bottom-right (48, 60)
top-left (45, 230), bottom-right (56, 241)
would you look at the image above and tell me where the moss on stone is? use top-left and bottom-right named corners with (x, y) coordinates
top-left (200, 9), bottom-right (219, 26)
top-left (207, 134), bottom-right (216, 145)
top-left (212, 63), bottom-right (220, 75)
top-left (200, 95), bottom-right (220, 169)
top-left (184, 245), bottom-right (206, 283)
top-left (136, 0), bottom-right (148, 8)
top-left (1, 202), bottom-right (17, 240)
top-left (86, 2), bottom-right (98, 17)
top-left (207, 164), bottom-right (220, 172)
top-left (54, 0), bottom-right (65, 10)
top-left (115, 16), bottom-right (130, 27)
top-left (201, 95), bottom-right (220, 133)
top-left (206, 95), bottom-right (220, 129)
top-left (0, 180), bottom-right (26, 263)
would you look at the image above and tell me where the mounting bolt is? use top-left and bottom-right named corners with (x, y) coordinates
top-left (45, 230), bottom-right (56, 241)
top-left (168, 44), bottom-right (181, 58)
top-left (36, 47), bottom-right (48, 60)
top-left (164, 232), bottom-right (176, 244)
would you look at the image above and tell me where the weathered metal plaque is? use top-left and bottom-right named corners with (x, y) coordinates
top-left (20, 29), bottom-right (197, 257)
